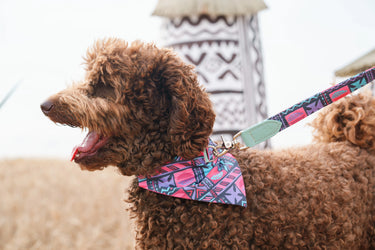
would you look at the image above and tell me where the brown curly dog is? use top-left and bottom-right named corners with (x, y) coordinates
top-left (41, 38), bottom-right (375, 249)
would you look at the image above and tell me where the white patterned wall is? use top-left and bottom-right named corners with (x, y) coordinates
top-left (161, 15), bottom-right (269, 147)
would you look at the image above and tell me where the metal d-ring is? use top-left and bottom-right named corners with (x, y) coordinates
top-left (232, 132), bottom-right (250, 151)
top-left (204, 134), bottom-right (249, 164)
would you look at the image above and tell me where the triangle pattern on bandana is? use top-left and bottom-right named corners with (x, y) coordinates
top-left (138, 139), bottom-right (247, 207)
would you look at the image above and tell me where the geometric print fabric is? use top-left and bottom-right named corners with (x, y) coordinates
top-left (138, 140), bottom-right (247, 207)
top-left (268, 67), bottom-right (375, 132)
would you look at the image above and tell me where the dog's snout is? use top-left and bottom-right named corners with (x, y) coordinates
top-left (40, 100), bottom-right (54, 116)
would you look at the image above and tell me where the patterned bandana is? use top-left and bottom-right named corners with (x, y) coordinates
top-left (138, 140), bottom-right (247, 207)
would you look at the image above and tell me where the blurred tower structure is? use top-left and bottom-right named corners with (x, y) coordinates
top-left (153, 0), bottom-right (269, 147)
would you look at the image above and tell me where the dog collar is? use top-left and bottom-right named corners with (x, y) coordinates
top-left (138, 140), bottom-right (247, 207)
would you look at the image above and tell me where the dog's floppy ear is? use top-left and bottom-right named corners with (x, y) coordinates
top-left (154, 49), bottom-right (215, 159)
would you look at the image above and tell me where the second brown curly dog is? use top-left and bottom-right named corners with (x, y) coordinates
top-left (41, 38), bottom-right (375, 249)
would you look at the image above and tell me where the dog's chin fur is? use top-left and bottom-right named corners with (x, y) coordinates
top-left (42, 38), bottom-right (375, 249)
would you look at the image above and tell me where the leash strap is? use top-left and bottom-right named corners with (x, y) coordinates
top-left (237, 67), bottom-right (375, 148)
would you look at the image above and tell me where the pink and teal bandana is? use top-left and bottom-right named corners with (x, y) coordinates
top-left (138, 140), bottom-right (247, 207)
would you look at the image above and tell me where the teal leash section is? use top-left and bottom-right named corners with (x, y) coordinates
top-left (238, 120), bottom-right (281, 148)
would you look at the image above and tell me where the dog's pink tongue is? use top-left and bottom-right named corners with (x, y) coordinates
top-left (70, 132), bottom-right (100, 161)
top-left (79, 131), bottom-right (100, 152)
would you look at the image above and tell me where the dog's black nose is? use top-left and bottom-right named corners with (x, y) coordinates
top-left (40, 100), bottom-right (54, 116)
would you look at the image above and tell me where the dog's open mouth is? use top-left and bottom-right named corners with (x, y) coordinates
top-left (70, 131), bottom-right (109, 162)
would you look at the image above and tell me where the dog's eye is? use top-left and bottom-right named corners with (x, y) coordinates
top-left (92, 82), bottom-right (116, 101)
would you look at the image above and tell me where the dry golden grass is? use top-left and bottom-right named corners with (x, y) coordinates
top-left (0, 158), bottom-right (134, 250)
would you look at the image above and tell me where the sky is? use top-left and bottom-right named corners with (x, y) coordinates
top-left (0, 0), bottom-right (374, 159)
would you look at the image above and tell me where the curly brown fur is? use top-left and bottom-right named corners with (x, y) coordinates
top-left (311, 91), bottom-right (375, 152)
top-left (41, 38), bottom-right (375, 249)
top-left (42, 39), bottom-right (214, 175)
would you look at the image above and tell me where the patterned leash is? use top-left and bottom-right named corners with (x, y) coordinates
top-left (209, 67), bottom-right (375, 159)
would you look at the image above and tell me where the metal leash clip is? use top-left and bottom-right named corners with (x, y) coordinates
top-left (204, 135), bottom-right (246, 163)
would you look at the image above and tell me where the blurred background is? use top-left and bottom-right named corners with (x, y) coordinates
top-left (0, 0), bottom-right (374, 249)
top-left (1, 0), bottom-right (374, 159)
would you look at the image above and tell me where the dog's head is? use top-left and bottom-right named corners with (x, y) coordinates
top-left (41, 38), bottom-right (215, 175)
